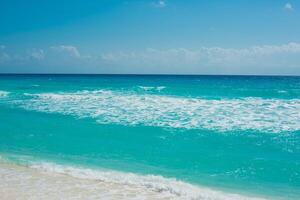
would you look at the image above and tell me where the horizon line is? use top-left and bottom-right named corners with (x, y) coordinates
top-left (0, 73), bottom-right (299, 77)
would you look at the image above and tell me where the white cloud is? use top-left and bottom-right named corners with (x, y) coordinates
top-left (1, 43), bottom-right (300, 74)
top-left (152, 0), bottom-right (166, 8)
top-left (51, 45), bottom-right (81, 58)
top-left (0, 45), bottom-right (10, 63)
top-left (284, 3), bottom-right (293, 11)
top-left (28, 49), bottom-right (45, 60)
top-left (99, 42), bottom-right (300, 74)
top-left (100, 42), bottom-right (300, 65)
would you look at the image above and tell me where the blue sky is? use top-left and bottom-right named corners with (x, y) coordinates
top-left (0, 0), bottom-right (300, 74)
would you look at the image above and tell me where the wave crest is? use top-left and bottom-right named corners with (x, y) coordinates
top-left (15, 90), bottom-right (300, 133)
top-left (0, 90), bottom-right (9, 98)
top-left (138, 86), bottom-right (166, 92)
top-left (28, 161), bottom-right (264, 200)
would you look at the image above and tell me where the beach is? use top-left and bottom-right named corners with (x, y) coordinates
top-left (0, 161), bottom-right (267, 200)
top-left (0, 162), bottom-right (174, 200)
top-left (1, 0), bottom-right (300, 199)
top-left (0, 75), bottom-right (299, 199)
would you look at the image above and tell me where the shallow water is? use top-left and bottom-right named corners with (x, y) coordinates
top-left (0, 75), bottom-right (299, 199)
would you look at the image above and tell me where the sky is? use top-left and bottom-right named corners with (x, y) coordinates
top-left (0, 0), bottom-right (300, 75)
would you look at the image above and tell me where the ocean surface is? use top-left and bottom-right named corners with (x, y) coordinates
top-left (0, 74), bottom-right (299, 199)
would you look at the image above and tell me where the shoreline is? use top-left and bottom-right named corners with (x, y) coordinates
top-left (0, 160), bottom-right (266, 200)
top-left (0, 162), bottom-right (175, 200)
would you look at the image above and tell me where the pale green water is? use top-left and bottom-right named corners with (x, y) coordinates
top-left (0, 75), bottom-right (299, 199)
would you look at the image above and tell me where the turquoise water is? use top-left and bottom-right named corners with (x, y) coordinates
top-left (0, 75), bottom-right (299, 199)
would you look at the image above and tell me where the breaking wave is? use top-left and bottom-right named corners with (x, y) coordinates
top-left (0, 90), bottom-right (9, 98)
top-left (138, 86), bottom-right (166, 92)
top-left (0, 156), bottom-right (264, 200)
top-left (14, 90), bottom-right (300, 133)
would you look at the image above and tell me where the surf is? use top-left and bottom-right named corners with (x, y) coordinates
top-left (0, 155), bottom-right (266, 200)
top-left (11, 89), bottom-right (300, 133)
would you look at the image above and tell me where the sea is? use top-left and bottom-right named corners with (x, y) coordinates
top-left (0, 74), bottom-right (299, 199)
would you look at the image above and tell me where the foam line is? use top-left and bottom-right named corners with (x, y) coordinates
top-left (27, 161), bottom-right (265, 200)
top-left (0, 90), bottom-right (9, 98)
top-left (14, 90), bottom-right (300, 133)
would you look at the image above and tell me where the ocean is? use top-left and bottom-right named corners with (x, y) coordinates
top-left (0, 74), bottom-right (299, 199)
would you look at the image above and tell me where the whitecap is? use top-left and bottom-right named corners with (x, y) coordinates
top-left (0, 90), bottom-right (9, 98)
top-left (277, 90), bottom-right (287, 94)
top-left (138, 86), bottom-right (166, 92)
top-left (13, 90), bottom-right (300, 133)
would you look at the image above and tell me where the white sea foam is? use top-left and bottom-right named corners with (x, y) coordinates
top-left (23, 161), bottom-right (264, 200)
top-left (138, 86), bottom-right (166, 92)
top-left (16, 90), bottom-right (300, 133)
top-left (0, 155), bottom-right (265, 199)
top-left (0, 90), bottom-right (9, 98)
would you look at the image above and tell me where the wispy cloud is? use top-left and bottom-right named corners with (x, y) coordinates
top-left (99, 43), bottom-right (300, 74)
top-left (284, 3), bottom-right (294, 11)
top-left (101, 42), bottom-right (300, 64)
top-left (152, 0), bottom-right (166, 8)
top-left (28, 49), bottom-right (45, 60)
top-left (1, 43), bottom-right (300, 74)
top-left (51, 45), bottom-right (81, 58)
top-left (0, 45), bottom-right (10, 63)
